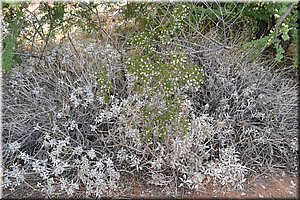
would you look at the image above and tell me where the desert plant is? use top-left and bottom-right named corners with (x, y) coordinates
top-left (2, 29), bottom-right (298, 197)
top-left (2, 1), bottom-right (298, 198)
top-left (191, 30), bottom-right (298, 171)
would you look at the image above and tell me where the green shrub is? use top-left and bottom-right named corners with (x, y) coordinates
top-left (2, 4), bottom-right (24, 73)
top-left (122, 3), bottom-right (203, 141)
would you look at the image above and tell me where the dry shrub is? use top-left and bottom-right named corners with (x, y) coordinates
top-left (2, 33), bottom-right (298, 197)
top-left (193, 33), bottom-right (298, 171)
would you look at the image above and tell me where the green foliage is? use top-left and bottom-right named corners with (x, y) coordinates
top-left (3, 9), bottom-right (24, 73)
top-left (274, 38), bottom-right (285, 62)
top-left (242, 2), bottom-right (298, 65)
top-left (242, 2), bottom-right (276, 21)
top-left (2, 2), bottom-right (102, 73)
top-left (177, 2), bottom-right (298, 66)
top-left (243, 36), bottom-right (271, 61)
top-left (291, 28), bottom-right (299, 68)
top-left (123, 3), bottom-right (203, 141)
top-left (95, 67), bottom-right (113, 104)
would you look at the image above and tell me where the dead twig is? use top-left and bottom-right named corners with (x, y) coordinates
top-left (274, 2), bottom-right (296, 38)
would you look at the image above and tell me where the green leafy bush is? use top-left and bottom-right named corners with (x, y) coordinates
top-left (2, 4), bottom-right (25, 73)
top-left (121, 3), bottom-right (203, 141)
top-left (241, 2), bottom-right (298, 65)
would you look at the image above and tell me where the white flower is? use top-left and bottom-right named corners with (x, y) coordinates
top-left (90, 125), bottom-right (97, 132)
top-left (85, 93), bottom-right (94, 104)
top-left (89, 168), bottom-right (98, 178)
top-left (69, 93), bottom-right (82, 107)
top-left (76, 87), bottom-right (83, 95)
top-left (86, 182), bottom-right (94, 195)
top-left (60, 177), bottom-right (68, 191)
top-left (95, 113), bottom-right (105, 123)
top-left (95, 160), bottom-right (104, 170)
top-left (54, 162), bottom-right (68, 176)
top-left (111, 104), bottom-right (121, 115)
top-left (2, 176), bottom-right (11, 188)
top-left (73, 98), bottom-right (82, 108)
top-left (204, 103), bottom-right (209, 111)
top-left (66, 181), bottom-right (79, 195)
top-left (98, 96), bottom-right (104, 104)
top-left (50, 155), bottom-right (61, 165)
top-left (104, 157), bottom-right (114, 168)
top-left (179, 174), bottom-right (193, 188)
top-left (66, 186), bottom-right (75, 196)
top-left (58, 78), bottom-right (65, 85)
top-left (57, 112), bottom-right (63, 118)
top-left (40, 170), bottom-right (49, 180)
top-left (95, 171), bottom-right (105, 181)
top-left (151, 157), bottom-right (163, 170)
top-left (74, 158), bottom-right (81, 164)
top-left (18, 152), bottom-right (30, 162)
top-left (8, 141), bottom-right (21, 153)
top-left (129, 155), bottom-right (140, 171)
top-left (74, 146), bottom-right (83, 155)
top-left (87, 148), bottom-right (96, 159)
top-left (52, 125), bottom-right (59, 133)
top-left (32, 160), bottom-right (43, 173)
top-left (69, 93), bottom-right (77, 102)
top-left (121, 99), bottom-right (129, 106)
top-left (68, 120), bottom-right (78, 131)
top-left (105, 111), bottom-right (113, 119)
top-left (82, 102), bottom-right (89, 109)
top-left (116, 148), bottom-right (127, 161)
top-left (32, 87), bottom-right (40, 95)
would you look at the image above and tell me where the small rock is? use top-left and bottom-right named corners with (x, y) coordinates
top-left (258, 194), bottom-right (264, 198)
top-left (241, 192), bottom-right (247, 196)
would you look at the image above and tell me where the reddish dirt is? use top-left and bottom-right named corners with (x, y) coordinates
top-left (122, 172), bottom-right (298, 199)
top-left (2, 172), bottom-right (298, 199)
top-left (187, 173), bottom-right (298, 199)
